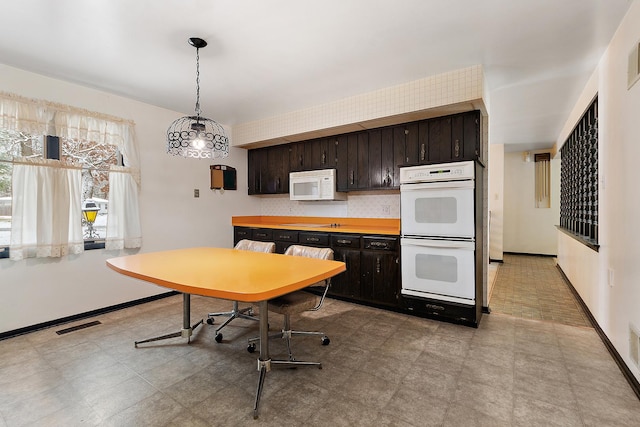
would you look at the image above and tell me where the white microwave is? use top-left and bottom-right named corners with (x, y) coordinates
top-left (289, 169), bottom-right (347, 201)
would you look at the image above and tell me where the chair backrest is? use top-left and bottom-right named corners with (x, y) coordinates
top-left (283, 245), bottom-right (333, 261)
top-left (234, 239), bottom-right (276, 253)
top-left (284, 245), bottom-right (334, 288)
top-left (283, 245), bottom-right (333, 309)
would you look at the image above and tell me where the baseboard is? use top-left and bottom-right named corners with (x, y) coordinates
top-left (503, 251), bottom-right (557, 258)
top-left (0, 291), bottom-right (179, 341)
top-left (556, 265), bottom-right (640, 400)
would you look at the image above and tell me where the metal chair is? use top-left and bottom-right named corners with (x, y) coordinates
top-left (247, 245), bottom-right (333, 361)
top-left (206, 239), bottom-right (276, 342)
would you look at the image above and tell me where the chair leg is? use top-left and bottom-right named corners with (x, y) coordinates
top-left (207, 301), bottom-right (259, 339)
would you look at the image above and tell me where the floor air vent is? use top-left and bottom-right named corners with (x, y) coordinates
top-left (630, 325), bottom-right (640, 368)
top-left (56, 320), bottom-right (101, 335)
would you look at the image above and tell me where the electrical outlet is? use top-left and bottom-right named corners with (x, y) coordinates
top-left (381, 204), bottom-right (390, 215)
top-left (194, 189), bottom-right (199, 198)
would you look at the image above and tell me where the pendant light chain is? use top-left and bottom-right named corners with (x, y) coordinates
top-left (195, 47), bottom-right (201, 118)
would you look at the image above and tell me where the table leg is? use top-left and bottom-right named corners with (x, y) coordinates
top-left (134, 293), bottom-right (203, 347)
top-left (253, 300), bottom-right (270, 419)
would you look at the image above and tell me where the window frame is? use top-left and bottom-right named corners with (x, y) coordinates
top-left (0, 134), bottom-right (123, 258)
top-left (559, 96), bottom-right (599, 251)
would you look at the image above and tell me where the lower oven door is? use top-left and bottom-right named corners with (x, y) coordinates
top-left (401, 237), bottom-right (475, 305)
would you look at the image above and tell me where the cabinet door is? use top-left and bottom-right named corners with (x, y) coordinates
top-left (463, 111), bottom-right (480, 161)
top-left (404, 122), bottom-right (420, 165)
top-left (289, 142), bottom-right (305, 172)
top-left (428, 116), bottom-right (452, 163)
top-left (336, 135), bottom-right (349, 191)
top-left (381, 127), bottom-right (395, 187)
top-left (267, 145), bottom-right (290, 194)
top-left (310, 137), bottom-right (336, 170)
top-left (368, 129), bottom-right (383, 188)
top-left (248, 148), bottom-right (268, 194)
top-left (451, 114), bottom-right (464, 161)
top-left (360, 251), bottom-right (399, 307)
top-left (347, 132), bottom-right (369, 190)
top-left (331, 247), bottom-right (361, 299)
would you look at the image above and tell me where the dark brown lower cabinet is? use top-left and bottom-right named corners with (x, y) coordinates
top-left (360, 236), bottom-right (399, 307)
top-left (233, 227), bottom-right (400, 309)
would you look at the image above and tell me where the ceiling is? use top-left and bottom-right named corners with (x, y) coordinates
top-left (0, 0), bottom-right (633, 151)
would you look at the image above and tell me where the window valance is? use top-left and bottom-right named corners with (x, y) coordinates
top-left (0, 91), bottom-right (139, 169)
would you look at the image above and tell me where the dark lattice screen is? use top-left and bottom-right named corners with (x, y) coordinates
top-left (560, 97), bottom-right (598, 246)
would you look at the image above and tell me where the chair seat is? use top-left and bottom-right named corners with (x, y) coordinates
top-left (268, 291), bottom-right (318, 315)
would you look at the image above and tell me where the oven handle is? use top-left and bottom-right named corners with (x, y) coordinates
top-left (400, 180), bottom-right (474, 191)
top-left (401, 237), bottom-right (475, 250)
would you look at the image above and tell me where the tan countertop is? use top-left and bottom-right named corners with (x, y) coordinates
top-left (232, 215), bottom-right (400, 236)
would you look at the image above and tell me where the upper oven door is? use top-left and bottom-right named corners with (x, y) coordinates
top-left (401, 180), bottom-right (474, 238)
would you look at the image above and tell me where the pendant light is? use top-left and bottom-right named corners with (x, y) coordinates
top-left (166, 37), bottom-right (229, 159)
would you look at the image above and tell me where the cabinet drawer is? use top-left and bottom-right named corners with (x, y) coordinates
top-left (251, 228), bottom-right (273, 241)
top-left (299, 232), bottom-right (329, 246)
top-left (330, 234), bottom-right (361, 248)
top-left (363, 236), bottom-right (398, 251)
top-left (274, 230), bottom-right (298, 242)
top-left (234, 227), bottom-right (252, 243)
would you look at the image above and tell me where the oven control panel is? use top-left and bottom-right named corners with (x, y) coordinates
top-left (400, 160), bottom-right (474, 184)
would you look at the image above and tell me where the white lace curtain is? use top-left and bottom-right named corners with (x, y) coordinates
top-left (10, 158), bottom-right (84, 260)
top-left (1, 91), bottom-right (142, 259)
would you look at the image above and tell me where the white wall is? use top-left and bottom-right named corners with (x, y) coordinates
top-left (556, 0), bottom-right (640, 382)
top-left (488, 144), bottom-right (504, 261)
top-left (502, 152), bottom-right (560, 255)
top-left (0, 64), bottom-right (261, 334)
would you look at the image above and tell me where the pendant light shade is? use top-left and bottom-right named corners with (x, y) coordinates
top-left (166, 37), bottom-right (229, 159)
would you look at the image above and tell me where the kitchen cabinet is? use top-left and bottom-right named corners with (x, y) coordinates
top-left (247, 110), bottom-right (481, 193)
top-left (335, 135), bottom-right (349, 191)
top-left (330, 234), bottom-right (362, 299)
top-left (247, 145), bottom-right (289, 194)
top-left (273, 229), bottom-right (298, 253)
top-left (310, 137), bottom-right (337, 170)
top-left (346, 132), bottom-right (369, 190)
top-left (360, 236), bottom-right (399, 307)
top-left (428, 115), bottom-right (453, 162)
top-left (368, 128), bottom-right (395, 189)
top-left (232, 226), bottom-right (400, 310)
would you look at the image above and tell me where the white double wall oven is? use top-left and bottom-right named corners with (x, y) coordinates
top-left (400, 161), bottom-right (477, 306)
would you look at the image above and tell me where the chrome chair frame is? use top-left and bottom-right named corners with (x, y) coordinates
top-left (207, 239), bottom-right (275, 342)
top-left (248, 245), bottom-right (333, 361)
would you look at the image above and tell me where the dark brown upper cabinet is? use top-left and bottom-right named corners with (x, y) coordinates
top-left (247, 145), bottom-right (289, 194)
top-left (247, 110), bottom-right (481, 194)
top-left (346, 132), bottom-right (369, 190)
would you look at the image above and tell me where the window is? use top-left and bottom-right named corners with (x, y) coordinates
top-left (0, 132), bottom-right (121, 256)
top-left (559, 97), bottom-right (598, 248)
top-left (0, 91), bottom-right (141, 260)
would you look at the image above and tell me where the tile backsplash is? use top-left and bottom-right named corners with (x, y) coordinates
top-left (260, 191), bottom-right (400, 219)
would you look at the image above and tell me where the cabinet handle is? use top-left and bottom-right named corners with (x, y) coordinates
top-left (322, 151), bottom-right (326, 164)
top-left (384, 168), bottom-right (391, 187)
top-left (370, 241), bottom-right (390, 249)
top-left (307, 237), bottom-right (320, 242)
top-left (420, 143), bottom-right (426, 161)
top-left (337, 239), bottom-right (352, 245)
top-left (376, 257), bottom-right (381, 274)
top-left (276, 177), bottom-right (280, 190)
top-left (454, 139), bottom-right (460, 158)
top-left (299, 155), bottom-right (303, 167)
top-left (350, 171), bottom-right (354, 185)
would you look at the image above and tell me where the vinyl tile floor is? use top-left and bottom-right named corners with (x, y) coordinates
top-left (2, 276), bottom-right (640, 425)
top-left (489, 254), bottom-right (591, 327)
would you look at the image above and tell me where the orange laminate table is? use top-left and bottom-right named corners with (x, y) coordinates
top-left (106, 247), bottom-right (345, 418)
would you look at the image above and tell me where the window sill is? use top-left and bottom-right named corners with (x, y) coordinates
top-left (0, 241), bottom-right (106, 259)
top-left (556, 226), bottom-right (599, 252)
